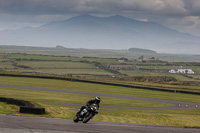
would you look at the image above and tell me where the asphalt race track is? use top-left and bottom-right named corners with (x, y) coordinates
top-left (0, 114), bottom-right (200, 133)
top-left (0, 84), bottom-right (200, 133)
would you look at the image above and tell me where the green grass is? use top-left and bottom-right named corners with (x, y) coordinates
top-left (8, 53), bottom-right (119, 64)
top-left (29, 104), bottom-right (200, 128)
top-left (192, 66), bottom-right (200, 74)
top-left (94, 110), bottom-right (200, 127)
top-left (1, 60), bottom-right (114, 76)
top-left (8, 69), bottom-right (113, 76)
top-left (40, 104), bottom-right (200, 128)
top-left (1, 76), bottom-right (200, 103)
top-left (0, 102), bottom-right (19, 114)
top-left (17, 61), bottom-right (97, 68)
top-left (0, 62), bottom-right (15, 69)
top-left (1, 76), bottom-right (200, 128)
top-left (101, 78), bottom-right (200, 93)
top-left (120, 70), bottom-right (200, 82)
top-left (0, 87), bottom-right (171, 108)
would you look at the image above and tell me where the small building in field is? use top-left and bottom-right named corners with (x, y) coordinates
top-left (133, 56), bottom-right (162, 62)
top-left (109, 65), bottom-right (139, 70)
top-left (169, 66), bottom-right (195, 74)
top-left (118, 57), bottom-right (128, 62)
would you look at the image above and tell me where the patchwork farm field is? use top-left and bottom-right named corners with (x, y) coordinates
top-left (9, 61), bottom-right (113, 76)
top-left (0, 55), bottom-right (115, 77)
top-left (1, 53), bottom-right (200, 92)
top-left (1, 53), bottom-right (200, 78)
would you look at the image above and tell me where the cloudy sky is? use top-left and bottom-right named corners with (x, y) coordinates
top-left (0, 0), bottom-right (200, 36)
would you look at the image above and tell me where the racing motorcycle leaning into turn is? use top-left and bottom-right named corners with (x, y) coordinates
top-left (73, 103), bottom-right (99, 123)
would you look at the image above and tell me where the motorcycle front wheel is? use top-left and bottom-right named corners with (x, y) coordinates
top-left (73, 115), bottom-right (79, 123)
top-left (83, 112), bottom-right (93, 123)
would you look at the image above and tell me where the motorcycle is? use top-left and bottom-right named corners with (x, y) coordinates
top-left (73, 103), bottom-right (99, 123)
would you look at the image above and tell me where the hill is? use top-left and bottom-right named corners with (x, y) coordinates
top-left (128, 48), bottom-right (157, 54)
top-left (0, 14), bottom-right (200, 54)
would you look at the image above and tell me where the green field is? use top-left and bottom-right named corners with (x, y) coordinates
top-left (17, 61), bottom-right (96, 68)
top-left (2, 53), bottom-right (200, 74)
top-left (0, 56), bottom-right (115, 77)
top-left (1, 76), bottom-right (200, 102)
top-left (1, 45), bottom-right (200, 62)
top-left (8, 53), bottom-right (119, 63)
top-left (0, 76), bottom-right (200, 128)
top-left (1, 53), bottom-right (200, 91)
top-left (10, 61), bottom-right (113, 76)
top-left (120, 70), bottom-right (199, 81)
top-left (0, 62), bottom-right (15, 69)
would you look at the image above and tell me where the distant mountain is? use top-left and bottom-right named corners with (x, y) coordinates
top-left (0, 14), bottom-right (200, 54)
top-left (128, 48), bottom-right (157, 54)
top-left (55, 45), bottom-right (67, 49)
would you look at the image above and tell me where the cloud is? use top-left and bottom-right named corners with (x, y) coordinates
top-left (84, 0), bottom-right (188, 16)
top-left (168, 16), bottom-right (198, 26)
top-left (0, 0), bottom-right (191, 16)
top-left (0, 0), bottom-right (78, 14)
top-left (166, 16), bottom-right (200, 36)
top-left (189, 0), bottom-right (200, 16)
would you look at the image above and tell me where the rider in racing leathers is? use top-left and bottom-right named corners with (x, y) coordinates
top-left (77, 96), bottom-right (101, 115)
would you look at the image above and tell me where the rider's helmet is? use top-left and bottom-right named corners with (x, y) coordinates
top-left (95, 96), bottom-right (101, 104)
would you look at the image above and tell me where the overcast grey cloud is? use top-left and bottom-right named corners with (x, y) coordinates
top-left (0, 0), bottom-right (192, 15)
top-left (0, 0), bottom-right (200, 36)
